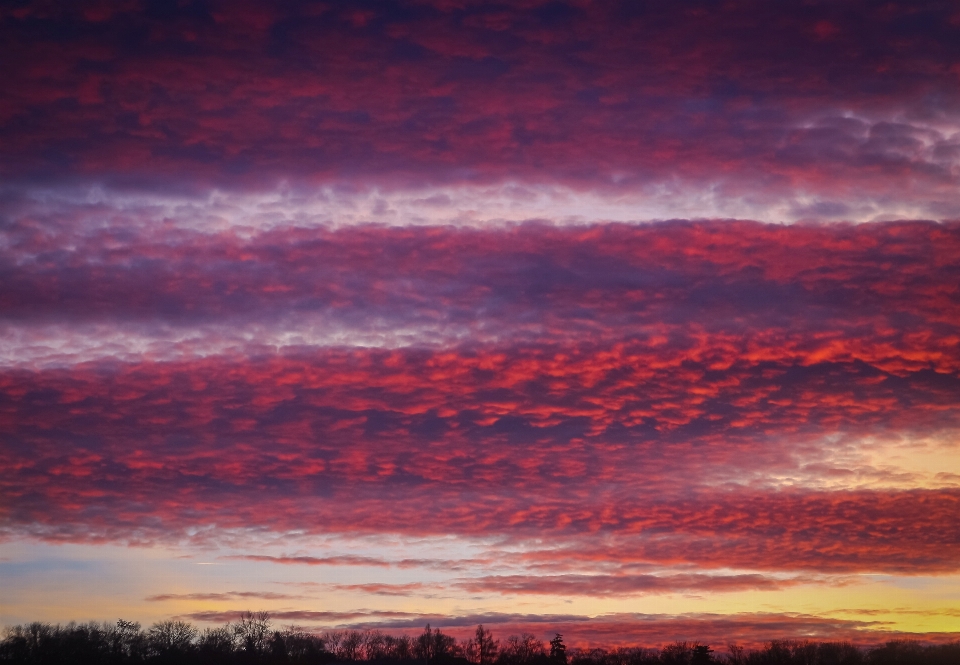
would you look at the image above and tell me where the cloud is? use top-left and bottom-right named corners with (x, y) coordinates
top-left (1, 219), bottom-right (958, 368)
top-left (2, 218), bottom-right (959, 574)
top-left (224, 555), bottom-right (488, 571)
top-left (178, 609), bottom-right (425, 624)
top-left (324, 583), bottom-right (437, 597)
top-left (453, 573), bottom-right (834, 596)
top-left (223, 555), bottom-right (395, 568)
top-left (2, 1), bottom-right (960, 216)
top-left (260, 570), bottom-right (827, 599)
top-left (146, 591), bottom-right (300, 602)
top-left (4, 0), bottom-right (960, 642)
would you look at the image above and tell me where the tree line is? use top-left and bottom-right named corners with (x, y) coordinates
top-left (1, 613), bottom-right (958, 665)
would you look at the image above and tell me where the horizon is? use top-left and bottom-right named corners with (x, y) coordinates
top-left (3, 612), bottom-right (958, 653)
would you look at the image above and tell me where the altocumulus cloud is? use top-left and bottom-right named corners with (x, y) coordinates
top-left (3, 0), bottom-right (960, 647)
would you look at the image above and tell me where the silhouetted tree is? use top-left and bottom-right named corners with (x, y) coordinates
top-left (866, 641), bottom-right (924, 665)
top-left (232, 612), bottom-right (272, 656)
top-left (868, 640), bottom-right (960, 665)
top-left (689, 644), bottom-right (712, 665)
top-left (268, 631), bottom-right (287, 663)
top-left (4, 617), bottom-right (960, 665)
top-left (340, 632), bottom-right (364, 662)
top-left (415, 625), bottom-right (457, 665)
top-left (388, 635), bottom-right (414, 661)
top-left (568, 646), bottom-right (658, 665)
top-left (818, 641), bottom-right (863, 665)
top-left (659, 642), bottom-right (692, 665)
top-left (198, 626), bottom-right (236, 663)
top-left (744, 640), bottom-right (865, 665)
top-left (147, 620), bottom-right (196, 659)
top-left (499, 634), bottom-right (544, 665)
top-left (278, 626), bottom-right (328, 663)
top-left (549, 635), bottom-right (566, 665)
top-left (114, 620), bottom-right (148, 662)
top-left (615, 647), bottom-right (658, 665)
top-left (467, 626), bottom-right (499, 665)
top-left (364, 631), bottom-right (388, 661)
top-left (726, 645), bottom-right (745, 665)
top-left (323, 632), bottom-right (345, 660)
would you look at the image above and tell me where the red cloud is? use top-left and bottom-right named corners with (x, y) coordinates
top-left (224, 555), bottom-right (394, 568)
top-left (2, 220), bottom-right (958, 369)
top-left (324, 583), bottom-right (436, 597)
top-left (178, 609), bottom-right (424, 624)
top-left (4, 1), bottom-right (959, 639)
top-left (2, 1), bottom-right (960, 213)
top-left (1, 220), bottom-right (958, 575)
top-left (453, 573), bottom-right (829, 596)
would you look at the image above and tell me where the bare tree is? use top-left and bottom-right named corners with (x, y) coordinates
top-left (340, 630), bottom-right (364, 661)
top-left (198, 626), bottom-right (234, 657)
top-left (388, 633), bottom-right (414, 660)
top-left (466, 625), bottom-right (499, 665)
top-left (500, 634), bottom-right (543, 664)
top-left (365, 630), bottom-right (389, 660)
top-left (415, 625), bottom-right (456, 665)
top-left (113, 619), bottom-right (147, 659)
top-left (232, 611), bottom-right (271, 655)
top-left (280, 625), bottom-right (326, 661)
top-left (725, 644), bottom-right (745, 665)
top-left (324, 630), bottom-right (345, 659)
top-left (148, 620), bottom-right (196, 654)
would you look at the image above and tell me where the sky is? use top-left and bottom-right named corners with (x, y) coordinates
top-left (1, 0), bottom-right (960, 650)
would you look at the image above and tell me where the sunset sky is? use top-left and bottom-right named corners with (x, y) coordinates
top-left (2, 0), bottom-right (960, 650)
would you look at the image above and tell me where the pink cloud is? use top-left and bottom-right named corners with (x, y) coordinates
top-left (146, 591), bottom-right (300, 602)
top-left (2, 220), bottom-right (958, 574)
top-left (2, 1), bottom-right (960, 215)
top-left (452, 573), bottom-right (834, 596)
top-left (3, 0), bottom-right (959, 642)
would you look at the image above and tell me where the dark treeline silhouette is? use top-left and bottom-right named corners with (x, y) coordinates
top-left (1, 613), bottom-right (958, 665)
